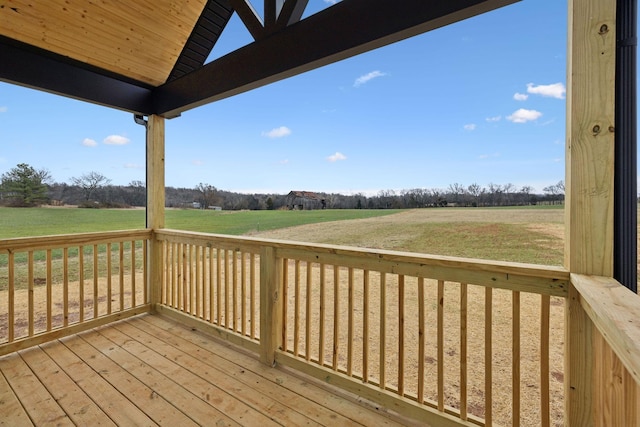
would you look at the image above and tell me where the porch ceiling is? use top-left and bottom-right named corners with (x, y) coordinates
top-left (0, 0), bottom-right (517, 117)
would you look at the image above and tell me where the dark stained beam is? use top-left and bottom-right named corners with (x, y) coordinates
top-left (154, 0), bottom-right (519, 117)
top-left (276, 0), bottom-right (309, 28)
top-left (0, 37), bottom-right (153, 114)
top-left (229, 0), bottom-right (265, 40)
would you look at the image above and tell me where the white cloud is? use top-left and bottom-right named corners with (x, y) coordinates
top-left (527, 82), bottom-right (566, 99)
top-left (279, 159), bottom-right (289, 165)
top-left (464, 124), bottom-right (476, 131)
top-left (507, 108), bottom-right (543, 123)
top-left (192, 160), bottom-right (204, 166)
top-left (82, 138), bottom-right (98, 147)
top-left (479, 152), bottom-right (500, 159)
top-left (262, 126), bottom-right (292, 138)
top-left (123, 163), bottom-right (143, 169)
top-left (103, 135), bottom-right (131, 145)
top-left (327, 152), bottom-right (347, 162)
top-left (323, 0), bottom-right (340, 4)
top-left (354, 71), bottom-right (387, 87)
top-left (486, 115), bottom-right (502, 122)
top-left (513, 93), bottom-right (529, 101)
top-left (0, 106), bottom-right (7, 113)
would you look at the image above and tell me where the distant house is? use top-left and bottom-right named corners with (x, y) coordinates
top-left (192, 201), bottom-right (201, 209)
top-left (286, 191), bottom-right (326, 210)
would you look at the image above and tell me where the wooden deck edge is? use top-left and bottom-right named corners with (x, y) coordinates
top-left (571, 274), bottom-right (640, 385)
top-left (154, 304), bottom-right (261, 355)
top-left (275, 351), bottom-right (489, 427)
top-left (0, 305), bottom-right (151, 357)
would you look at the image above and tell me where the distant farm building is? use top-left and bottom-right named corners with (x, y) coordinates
top-left (286, 191), bottom-right (326, 210)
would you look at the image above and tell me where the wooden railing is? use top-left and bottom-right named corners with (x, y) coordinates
top-left (0, 230), bottom-right (152, 356)
top-left (155, 229), bottom-right (570, 426)
top-left (3, 228), bottom-right (639, 426)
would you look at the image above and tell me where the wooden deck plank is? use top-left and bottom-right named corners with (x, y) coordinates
top-left (39, 340), bottom-right (156, 426)
top-left (60, 333), bottom-right (200, 427)
top-left (0, 353), bottom-right (73, 426)
top-left (0, 364), bottom-right (34, 427)
top-left (141, 315), bottom-right (409, 427)
top-left (18, 346), bottom-right (117, 426)
top-left (113, 319), bottom-right (324, 426)
top-left (0, 313), bottom-right (419, 426)
top-left (95, 325), bottom-right (285, 427)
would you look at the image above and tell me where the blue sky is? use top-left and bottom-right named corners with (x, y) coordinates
top-left (0, 0), bottom-right (570, 195)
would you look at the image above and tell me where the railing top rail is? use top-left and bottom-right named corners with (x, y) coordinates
top-left (571, 273), bottom-right (640, 386)
top-left (156, 228), bottom-right (570, 296)
top-left (0, 229), bottom-right (152, 253)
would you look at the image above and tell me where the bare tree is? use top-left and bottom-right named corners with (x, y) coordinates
top-left (71, 171), bottom-right (111, 202)
top-left (196, 183), bottom-right (217, 208)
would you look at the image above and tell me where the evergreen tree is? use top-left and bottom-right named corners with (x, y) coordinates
top-left (0, 163), bottom-right (51, 207)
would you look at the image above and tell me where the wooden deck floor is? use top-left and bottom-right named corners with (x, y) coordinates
top-left (0, 314), bottom-right (416, 427)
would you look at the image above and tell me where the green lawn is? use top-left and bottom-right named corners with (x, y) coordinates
top-left (0, 207), bottom-right (401, 238)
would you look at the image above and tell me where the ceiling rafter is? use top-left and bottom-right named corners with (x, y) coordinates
top-left (154, 0), bottom-right (517, 117)
top-left (229, 0), bottom-right (308, 41)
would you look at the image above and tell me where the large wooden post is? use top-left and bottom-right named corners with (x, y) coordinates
top-left (146, 115), bottom-right (165, 310)
top-left (565, 0), bottom-right (616, 425)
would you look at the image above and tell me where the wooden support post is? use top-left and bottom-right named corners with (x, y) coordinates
top-left (146, 115), bottom-right (165, 310)
top-left (565, 0), bottom-right (617, 425)
top-left (260, 246), bottom-right (282, 366)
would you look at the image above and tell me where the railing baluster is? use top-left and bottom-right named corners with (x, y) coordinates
top-left (162, 241), bottom-right (168, 305)
top-left (319, 263), bottom-right (326, 366)
top-left (225, 250), bottom-right (230, 329)
top-left (347, 267), bottom-right (354, 376)
top-left (305, 262), bottom-right (312, 362)
top-left (363, 269), bottom-right (369, 383)
top-left (131, 240), bottom-right (136, 308)
top-left (195, 245), bottom-right (201, 318)
top-left (541, 294), bottom-right (551, 427)
top-left (106, 244), bottom-right (112, 314)
top-left (294, 260), bottom-right (300, 355)
top-left (181, 243), bottom-right (187, 312)
top-left (209, 247), bottom-right (216, 323)
top-left (250, 253), bottom-right (256, 339)
top-left (437, 279), bottom-right (444, 411)
top-left (485, 286), bottom-right (493, 426)
top-left (28, 251), bottom-right (34, 336)
top-left (46, 249), bottom-right (52, 331)
top-left (233, 250), bottom-right (239, 329)
top-left (281, 258), bottom-right (288, 350)
top-left (216, 248), bottom-right (222, 326)
top-left (380, 272), bottom-right (386, 390)
top-left (460, 282), bottom-right (468, 420)
top-left (189, 245), bottom-right (195, 315)
top-left (241, 252), bottom-right (247, 335)
top-left (119, 243), bottom-right (124, 311)
top-left (418, 277), bottom-right (425, 404)
top-left (93, 244), bottom-right (99, 319)
top-left (143, 239), bottom-right (148, 304)
top-left (79, 246), bottom-right (84, 322)
top-left (332, 266), bottom-right (340, 371)
top-left (63, 248), bottom-right (69, 327)
top-left (513, 291), bottom-right (521, 427)
top-left (398, 275), bottom-right (405, 395)
top-left (8, 252), bottom-right (14, 343)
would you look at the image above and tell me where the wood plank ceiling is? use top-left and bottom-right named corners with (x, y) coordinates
top-left (0, 0), bottom-right (518, 117)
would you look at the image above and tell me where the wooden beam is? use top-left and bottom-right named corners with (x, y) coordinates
top-left (565, 0), bottom-right (617, 425)
top-left (0, 36), bottom-right (153, 115)
top-left (154, 0), bottom-right (518, 117)
top-left (147, 115), bottom-right (166, 308)
top-left (259, 247), bottom-right (282, 366)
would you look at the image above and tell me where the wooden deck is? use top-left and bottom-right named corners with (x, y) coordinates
top-left (0, 314), bottom-right (416, 427)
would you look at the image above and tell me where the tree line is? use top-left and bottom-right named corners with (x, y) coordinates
top-left (0, 163), bottom-right (566, 210)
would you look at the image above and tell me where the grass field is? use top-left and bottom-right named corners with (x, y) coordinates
top-left (0, 207), bottom-right (400, 238)
top-left (0, 205), bottom-right (569, 265)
